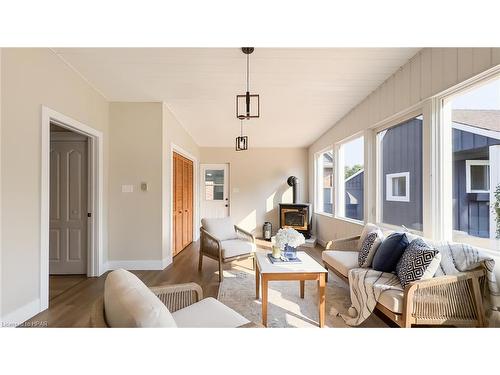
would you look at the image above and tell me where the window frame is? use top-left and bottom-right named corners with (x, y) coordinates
top-left (465, 160), bottom-right (490, 193)
top-left (386, 172), bottom-right (410, 202)
top-left (335, 133), bottom-right (365, 223)
top-left (314, 146), bottom-right (335, 217)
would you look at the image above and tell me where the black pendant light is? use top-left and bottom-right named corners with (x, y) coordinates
top-left (236, 47), bottom-right (260, 120)
top-left (235, 120), bottom-right (248, 151)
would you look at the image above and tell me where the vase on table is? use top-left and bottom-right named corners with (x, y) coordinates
top-left (283, 244), bottom-right (297, 260)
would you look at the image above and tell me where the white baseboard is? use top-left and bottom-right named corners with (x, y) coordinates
top-left (106, 257), bottom-right (172, 272)
top-left (1, 298), bottom-right (41, 328)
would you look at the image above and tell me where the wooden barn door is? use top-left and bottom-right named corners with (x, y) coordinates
top-left (173, 152), bottom-right (193, 256)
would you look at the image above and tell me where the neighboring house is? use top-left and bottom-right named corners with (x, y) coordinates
top-left (344, 169), bottom-right (364, 221)
top-left (380, 116), bottom-right (424, 231)
top-left (452, 110), bottom-right (500, 238)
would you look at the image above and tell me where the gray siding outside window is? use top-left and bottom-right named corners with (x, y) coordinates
top-left (345, 171), bottom-right (364, 221)
top-left (381, 117), bottom-right (423, 231)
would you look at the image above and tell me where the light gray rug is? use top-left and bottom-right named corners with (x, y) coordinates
top-left (217, 263), bottom-right (388, 328)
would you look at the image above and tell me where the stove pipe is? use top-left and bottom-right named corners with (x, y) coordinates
top-left (287, 176), bottom-right (299, 204)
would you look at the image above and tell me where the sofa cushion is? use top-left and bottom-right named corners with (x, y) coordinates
top-left (202, 217), bottom-right (238, 241)
top-left (396, 238), bottom-right (442, 287)
top-left (378, 289), bottom-right (405, 314)
top-left (220, 239), bottom-right (256, 259)
top-left (357, 223), bottom-right (380, 250)
top-left (172, 297), bottom-right (250, 328)
top-left (358, 229), bottom-right (384, 268)
top-left (104, 269), bottom-right (177, 328)
top-left (322, 250), bottom-right (359, 278)
top-left (372, 232), bottom-right (409, 273)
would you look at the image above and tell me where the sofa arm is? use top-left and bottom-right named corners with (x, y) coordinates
top-left (235, 225), bottom-right (255, 243)
top-left (325, 236), bottom-right (360, 251)
top-left (150, 282), bottom-right (203, 313)
top-left (403, 269), bottom-right (487, 327)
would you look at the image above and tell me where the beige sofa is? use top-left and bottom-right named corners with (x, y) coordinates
top-left (322, 224), bottom-right (487, 328)
top-left (90, 269), bottom-right (258, 328)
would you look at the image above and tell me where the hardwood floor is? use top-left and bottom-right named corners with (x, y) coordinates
top-left (49, 275), bottom-right (87, 300)
top-left (25, 239), bottom-right (323, 327)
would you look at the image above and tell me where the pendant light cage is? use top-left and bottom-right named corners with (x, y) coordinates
top-left (236, 47), bottom-right (260, 120)
top-left (235, 120), bottom-right (248, 151)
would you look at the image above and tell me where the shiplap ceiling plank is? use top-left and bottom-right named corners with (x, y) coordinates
top-left (410, 53), bottom-right (421, 104)
top-left (53, 48), bottom-right (418, 147)
top-left (443, 48), bottom-right (458, 88)
top-left (458, 48), bottom-right (474, 82)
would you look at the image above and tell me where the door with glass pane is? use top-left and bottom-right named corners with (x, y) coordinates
top-left (200, 164), bottom-right (229, 220)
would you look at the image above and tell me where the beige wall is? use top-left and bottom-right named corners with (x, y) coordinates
top-left (1, 48), bottom-right (109, 319)
top-left (200, 147), bottom-right (308, 236)
top-left (163, 104), bottom-right (200, 261)
top-left (108, 103), bottom-right (163, 264)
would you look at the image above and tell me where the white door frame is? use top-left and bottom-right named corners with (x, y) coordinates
top-left (40, 106), bottom-right (104, 311)
top-left (169, 143), bottom-right (199, 259)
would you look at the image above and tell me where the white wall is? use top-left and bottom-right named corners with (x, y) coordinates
top-left (108, 103), bottom-right (164, 268)
top-left (200, 147), bottom-right (308, 236)
top-left (308, 48), bottom-right (500, 246)
top-left (0, 48), bottom-right (110, 323)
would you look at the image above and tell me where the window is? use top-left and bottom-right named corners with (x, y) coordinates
top-left (205, 169), bottom-right (224, 200)
top-left (377, 115), bottom-right (423, 231)
top-left (315, 149), bottom-right (334, 215)
top-left (386, 172), bottom-right (410, 202)
top-left (445, 76), bottom-right (500, 245)
top-left (466, 160), bottom-right (490, 193)
top-left (338, 136), bottom-right (364, 221)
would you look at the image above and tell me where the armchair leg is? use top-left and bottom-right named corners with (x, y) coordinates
top-left (218, 258), bottom-right (224, 282)
top-left (198, 250), bottom-right (203, 271)
top-left (252, 256), bottom-right (256, 271)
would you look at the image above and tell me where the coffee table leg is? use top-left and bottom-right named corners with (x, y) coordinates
top-left (255, 264), bottom-right (260, 299)
top-left (318, 273), bottom-right (325, 328)
top-left (300, 280), bottom-right (305, 299)
top-left (262, 276), bottom-right (268, 327)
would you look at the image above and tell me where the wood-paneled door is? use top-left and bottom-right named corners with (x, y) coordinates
top-left (173, 152), bottom-right (194, 256)
top-left (50, 132), bottom-right (88, 274)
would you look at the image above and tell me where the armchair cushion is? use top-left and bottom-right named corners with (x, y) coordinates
top-left (378, 289), bottom-right (405, 314)
top-left (322, 250), bottom-right (359, 278)
top-left (220, 239), bottom-right (256, 259)
top-left (104, 269), bottom-right (177, 328)
top-left (172, 297), bottom-right (250, 328)
top-left (396, 238), bottom-right (441, 287)
top-left (202, 217), bottom-right (238, 241)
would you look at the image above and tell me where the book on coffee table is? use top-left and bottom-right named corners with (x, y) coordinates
top-left (267, 253), bottom-right (302, 264)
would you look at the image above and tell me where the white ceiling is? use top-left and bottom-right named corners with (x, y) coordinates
top-left (54, 48), bottom-right (419, 147)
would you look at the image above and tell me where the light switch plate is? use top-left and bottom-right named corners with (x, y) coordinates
top-left (122, 184), bottom-right (134, 193)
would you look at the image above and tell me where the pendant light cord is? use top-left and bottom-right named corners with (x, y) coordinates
top-left (246, 53), bottom-right (249, 92)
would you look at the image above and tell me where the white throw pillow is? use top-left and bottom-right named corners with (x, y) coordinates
top-left (201, 217), bottom-right (237, 241)
top-left (357, 223), bottom-right (380, 251)
top-left (104, 269), bottom-right (177, 328)
top-left (358, 229), bottom-right (384, 268)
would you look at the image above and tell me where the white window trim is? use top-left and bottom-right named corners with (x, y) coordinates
top-left (465, 160), bottom-right (490, 193)
top-left (314, 147), bottom-right (334, 216)
top-left (386, 172), bottom-right (410, 202)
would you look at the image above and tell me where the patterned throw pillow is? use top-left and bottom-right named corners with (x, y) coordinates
top-left (396, 238), bottom-right (442, 288)
top-left (358, 230), bottom-right (383, 268)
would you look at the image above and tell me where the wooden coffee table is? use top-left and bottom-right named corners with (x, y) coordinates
top-left (255, 251), bottom-right (328, 327)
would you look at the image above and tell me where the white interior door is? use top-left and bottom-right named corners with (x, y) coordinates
top-left (200, 164), bottom-right (229, 220)
top-left (49, 134), bottom-right (88, 274)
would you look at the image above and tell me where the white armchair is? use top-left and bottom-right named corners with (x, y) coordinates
top-left (199, 217), bottom-right (256, 282)
top-left (90, 269), bottom-right (261, 327)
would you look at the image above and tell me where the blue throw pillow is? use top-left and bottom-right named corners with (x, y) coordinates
top-left (371, 232), bottom-right (409, 272)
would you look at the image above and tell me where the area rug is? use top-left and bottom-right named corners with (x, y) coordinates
top-left (217, 264), bottom-right (388, 328)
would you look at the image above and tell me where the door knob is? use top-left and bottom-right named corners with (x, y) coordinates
top-left (178, 210), bottom-right (182, 214)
